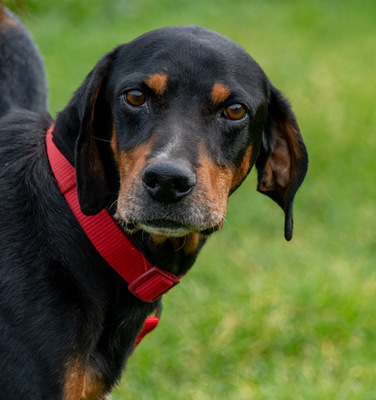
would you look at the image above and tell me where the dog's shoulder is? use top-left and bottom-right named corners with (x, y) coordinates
top-left (0, 110), bottom-right (52, 167)
top-left (0, 111), bottom-right (54, 244)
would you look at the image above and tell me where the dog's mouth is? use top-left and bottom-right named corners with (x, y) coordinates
top-left (121, 219), bottom-right (220, 237)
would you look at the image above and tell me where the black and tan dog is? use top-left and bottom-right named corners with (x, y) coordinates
top-left (0, 21), bottom-right (308, 400)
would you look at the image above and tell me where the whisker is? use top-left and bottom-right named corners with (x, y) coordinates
top-left (94, 137), bottom-right (112, 143)
top-left (174, 236), bottom-right (187, 252)
top-left (109, 199), bottom-right (118, 211)
top-left (223, 217), bottom-right (231, 230)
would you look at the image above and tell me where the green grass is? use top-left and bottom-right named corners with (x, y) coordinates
top-left (9, 0), bottom-right (376, 398)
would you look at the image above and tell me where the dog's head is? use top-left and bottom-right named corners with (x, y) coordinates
top-left (57, 26), bottom-right (308, 244)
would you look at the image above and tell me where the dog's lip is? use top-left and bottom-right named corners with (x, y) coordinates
top-left (140, 219), bottom-right (193, 237)
top-left (123, 219), bottom-right (220, 237)
top-left (141, 224), bottom-right (190, 237)
top-left (143, 219), bottom-right (187, 229)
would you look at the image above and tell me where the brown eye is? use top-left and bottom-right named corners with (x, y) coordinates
top-left (224, 104), bottom-right (246, 120)
top-left (125, 90), bottom-right (146, 107)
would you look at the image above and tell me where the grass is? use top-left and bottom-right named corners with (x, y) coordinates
top-left (8, 0), bottom-right (376, 398)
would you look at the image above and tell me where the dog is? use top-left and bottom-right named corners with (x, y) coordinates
top-left (0, 23), bottom-right (308, 399)
top-left (0, 5), bottom-right (47, 117)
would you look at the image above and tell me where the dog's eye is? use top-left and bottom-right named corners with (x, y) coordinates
top-left (224, 104), bottom-right (246, 120)
top-left (125, 90), bottom-right (146, 107)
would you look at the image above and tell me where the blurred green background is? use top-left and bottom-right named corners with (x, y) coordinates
top-left (7, 0), bottom-right (376, 398)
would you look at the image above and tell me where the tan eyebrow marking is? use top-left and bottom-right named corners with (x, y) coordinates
top-left (145, 73), bottom-right (168, 95)
top-left (211, 83), bottom-right (231, 104)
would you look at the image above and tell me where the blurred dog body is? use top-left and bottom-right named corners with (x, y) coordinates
top-left (0, 4), bottom-right (47, 117)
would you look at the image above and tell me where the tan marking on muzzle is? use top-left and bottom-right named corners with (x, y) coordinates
top-left (230, 145), bottom-right (253, 192)
top-left (171, 232), bottom-right (201, 254)
top-left (150, 234), bottom-right (168, 245)
top-left (111, 126), bottom-right (120, 165)
top-left (117, 142), bottom-right (153, 186)
top-left (196, 148), bottom-right (234, 225)
top-left (115, 141), bottom-right (153, 219)
top-left (151, 232), bottom-right (200, 254)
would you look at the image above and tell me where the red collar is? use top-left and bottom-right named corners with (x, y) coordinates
top-left (46, 125), bottom-right (181, 303)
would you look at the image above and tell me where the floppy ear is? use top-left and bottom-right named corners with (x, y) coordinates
top-left (256, 85), bottom-right (308, 241)
top-left (74, 49), bottom-right (119, 215)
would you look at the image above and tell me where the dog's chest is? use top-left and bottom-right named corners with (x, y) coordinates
top-left (62, 311), bottom-right (140, 399)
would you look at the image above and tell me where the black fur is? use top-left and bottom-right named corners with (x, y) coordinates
top-left (0, 24), bottom-right (308, 399)
top-left (0, 7), bottom-right (47, 117)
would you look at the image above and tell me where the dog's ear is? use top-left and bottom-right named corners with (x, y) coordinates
top-left (256, 85), bottom-right (308, 241)
top-left (74, 49), bottom-right (119, 215)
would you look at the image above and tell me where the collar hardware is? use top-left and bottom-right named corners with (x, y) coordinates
top-left (128, 266), bottom-right (181, 303)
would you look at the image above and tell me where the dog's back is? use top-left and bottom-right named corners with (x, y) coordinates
top-left (0, 5), bottom-right (47, 117)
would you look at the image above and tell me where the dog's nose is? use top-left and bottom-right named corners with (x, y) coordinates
top-left (142, 161), bottom-right (196, 203)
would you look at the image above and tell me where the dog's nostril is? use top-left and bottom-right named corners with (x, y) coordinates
top-left (143, 172), bottom-right (160, 190)
top-left (172, 177), bottom-right (193, 194)
top-left (142, 161), bottom-right (196, 203)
